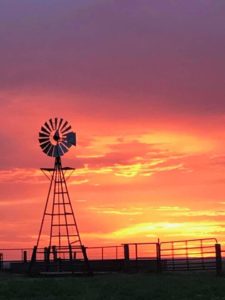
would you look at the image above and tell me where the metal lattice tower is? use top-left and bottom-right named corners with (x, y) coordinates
top-left (37, 157), bottom-right (83, 257)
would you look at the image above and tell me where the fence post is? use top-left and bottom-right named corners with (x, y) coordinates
top-left (28, 245), bottom-right (37, 274)
top-left (81, 245), bottom-right (92, 275)
top-left (156, 242), bottom-right (161, 273)
top-left (44, 247), bottom-right (50, 272)
top-left (23, 251), bottom-right (27, 263)
top-left (123, 244), bottom-right (130, 272)
top-left (215, 243), bottom-right (222, 276)
top-left (44, 247), bottom-right (48, 262)
top-left (124, 244), bottom-right (130, 261)
top-left (0, 253), bottom-right (3, 271)
top-left (69, 244), bottom-right (73, 261)
top-left (52, 246), bottom-right (57, 261)
top-left (31, 246), bottom-right (37, 262)
top-left (44, 247), bottom-right (51, 262)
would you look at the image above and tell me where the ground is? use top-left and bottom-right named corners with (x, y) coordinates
top-left (0, 272), bottom-right (224, 300)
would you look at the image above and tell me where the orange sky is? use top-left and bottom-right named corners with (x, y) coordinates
top-left (1, 94), bottom-right (225, 249)
top-left (1, 1), bottom-right (225, 250)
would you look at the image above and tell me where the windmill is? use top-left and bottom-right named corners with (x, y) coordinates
top-left (30, 118), bottom-right (90, 274)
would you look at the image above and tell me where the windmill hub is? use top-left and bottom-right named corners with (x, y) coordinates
top-left (53, 130), bottom-right (60, 142)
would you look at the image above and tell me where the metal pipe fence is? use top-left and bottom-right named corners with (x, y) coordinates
top-left (0, 238), bottom-right (223, 275)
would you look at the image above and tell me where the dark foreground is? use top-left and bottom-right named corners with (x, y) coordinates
top-left (0, 272), bottom-right (224, 300)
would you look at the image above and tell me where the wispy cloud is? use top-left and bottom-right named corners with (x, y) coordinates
top-left (151, 206), bottom-right (225, 218)
top-left (155, 206), bottom-right (190, 212)
top-left (0, 198), bottom-right (38, 206)
top-left (0, 168), bottom-right (44, 183)
top-left (89, 206), bottom-right (143, 216)
top-left (83, 221), bottom-right (225, 242)
top-left (69, 179), bottom-right (89, 185)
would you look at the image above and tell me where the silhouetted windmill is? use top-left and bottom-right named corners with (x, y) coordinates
top-left (30, 118), bottom-right (90, 274)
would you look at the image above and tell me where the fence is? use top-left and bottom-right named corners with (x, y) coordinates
top-left (0, 238), bottom-right (223, 275)
top-left (160, 238), bottom-right (219, 272)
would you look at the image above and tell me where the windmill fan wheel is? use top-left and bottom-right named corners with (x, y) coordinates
top-left (39, 118), bottom-right (76, 157)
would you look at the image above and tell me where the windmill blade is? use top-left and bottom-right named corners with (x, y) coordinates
top-left (62, 125), bottom-right (72, 134)
top-left (49, 118), bottom-right (54, 130)
top-left (46, 144), bottom-right (54, 156)
top-left (57, 118), bottom-right (64, 130)
top-left (39, 138), bottom-right (49, 144)
top-left (57, 145), bottom-right (64, 156)
top-left (39, 132), bottom-right (49, 139)
top-left (41, 141), bottom-right (51, 151)
top-left (41, 126), bottom-right (50, 134)
top-left (62, 140), bottom-right (72, 149)
top-left (54, 117), bottom-right (58, 130)
top-left (44, 121), bottom-right (51, 132)
top-left (59, 142), bottom-right (69, 154)
top-left (53, 145), bottom-right (64, 157)
top-left (52, 146), bottom-right (58, 157)
top-left (61, 120), bottom-right (68, 132)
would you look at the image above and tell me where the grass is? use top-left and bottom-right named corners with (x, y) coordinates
top-left (0, 272), bottom-right (225, 300)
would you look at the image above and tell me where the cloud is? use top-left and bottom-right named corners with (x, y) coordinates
top-left (1, 0), bottom-right (225, 118)
top-left (89, 206), bottom-right (143, 216)
top-left (82, 220), bottom-right (225, 242)
top-left (0, 129), bottom-right (216, 184)
top-left (155, 206), bottom-right (190, 212)
top-left (69, 179), bottom-right (89, 185)
top-left (152, 206), bottom-right (225, 218)
top-left (72, 132), bottom-right (214, 179)
top-left (0, 168), bottom-right (45, 183)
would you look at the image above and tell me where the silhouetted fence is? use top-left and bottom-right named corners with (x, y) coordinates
top-left (0, 238), bottom-right (223, 275)
top-left (160, 238), bottom-right (219, 272)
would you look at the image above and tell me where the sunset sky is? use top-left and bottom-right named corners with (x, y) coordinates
top-left (1, 0), bottom-right (225, 250)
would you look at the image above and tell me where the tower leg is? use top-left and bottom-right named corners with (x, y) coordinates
top-left (81, 245), bottom-right (93, 275)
